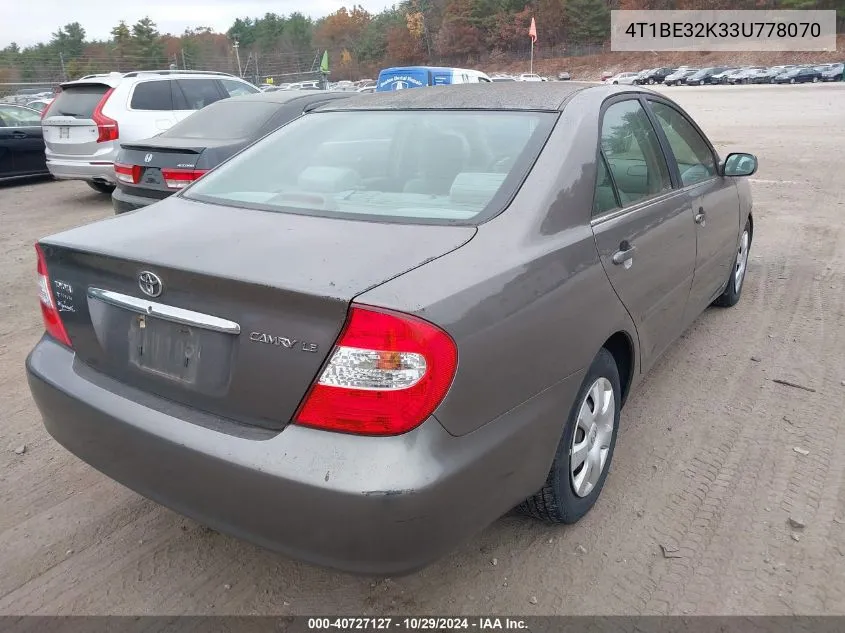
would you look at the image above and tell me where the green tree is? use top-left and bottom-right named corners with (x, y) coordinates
top-left (131, 17), bottom-right (164, 67)
top-left (566, 0), bottom-right (610, 44)
top-left (227, 17), bottom-right (256, 49)
top-left (110, 21), bottom-right (133, 70)
top-left (357, 8), bottom-right (405, 63)
top-left (51, 22), bottom-right (86, 58)
top-left (284, 13), bottom-right (314, 52)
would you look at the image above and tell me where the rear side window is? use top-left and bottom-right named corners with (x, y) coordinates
top-left (0, 105), bottom-right (42, 126)
top-left (176, 79), bottom-right (224, 110)
top-left (46, 84), bottom-right (108, 119)
top-left (220, 79), bottom-right (258, 97)
top-left (163, 100), bottom-right (281, 140)
top-left (593, 153), bottom-right (620, 216)
top-left (600, 99), bottom-right (672, 207)
top-left (130, 81), bottom-right (174, 110)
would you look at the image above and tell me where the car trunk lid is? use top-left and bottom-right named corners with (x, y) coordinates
top-left (116, 137), bottom-right (242, 201)
top-left (38, 196), bottom-right (475, 430)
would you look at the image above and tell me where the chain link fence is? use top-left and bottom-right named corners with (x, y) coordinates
top-left (0, 49), bottom-right (329, 99)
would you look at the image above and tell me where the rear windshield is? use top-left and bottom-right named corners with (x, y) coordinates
top-left (163, 100), bottom-right (281, 140)
top-left (48, 84), bottom-right (109, 118)
top-left (184, 110), bottom-right (556, 224)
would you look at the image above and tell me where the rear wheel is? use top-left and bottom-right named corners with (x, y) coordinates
top-left (518, 348), bottom-right (621, 524)
top-left (87, 181), bottom-right (116, 194)
top-left (713, 220), bottom-right (751, 308)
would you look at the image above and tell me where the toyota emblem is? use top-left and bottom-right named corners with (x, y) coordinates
top-left (138, 271), bottom-right (163, 298)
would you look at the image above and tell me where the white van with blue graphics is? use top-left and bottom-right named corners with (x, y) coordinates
top-left (376, 66), bottom-right (491, 92)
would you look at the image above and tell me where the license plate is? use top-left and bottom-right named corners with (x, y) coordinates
top-left (129, 314), bottom-right (201, 383)
top-left (141, 168), bottom-right (163, 186)
top-left (59, 127), bottom-right (70, 139)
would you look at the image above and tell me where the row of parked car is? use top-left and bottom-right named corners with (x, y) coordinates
top-left (606, 63), bottom-right (844, 86)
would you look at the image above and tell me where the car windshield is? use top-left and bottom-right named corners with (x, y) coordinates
top-left (184, 109), bottom-right (556, 224)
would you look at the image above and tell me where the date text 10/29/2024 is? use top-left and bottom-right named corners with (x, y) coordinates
top-left (308, 618), bottom-right (528, 631)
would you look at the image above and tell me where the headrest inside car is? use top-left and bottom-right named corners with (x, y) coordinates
top-left (297, 166), bottom-right (360, 193)
top-left (449, 172), bottom-right (507, 205)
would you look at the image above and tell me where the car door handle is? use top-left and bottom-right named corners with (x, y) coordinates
top-left (694, 208), bottom-right (706, 225)
top-left (11, 131), bottom-right (27, 139)
top-left (612, 244), bottom-right (636, 267)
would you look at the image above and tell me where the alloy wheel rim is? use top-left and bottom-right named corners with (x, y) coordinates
top-left (570, 377), bottom-right (615, 498)
top-left (735, 230), bottom-right (750, 293)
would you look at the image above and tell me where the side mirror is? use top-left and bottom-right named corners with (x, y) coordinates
top-left (722, 152), bottom-right (758, 177)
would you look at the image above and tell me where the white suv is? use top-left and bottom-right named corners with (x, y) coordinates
top-left (41, 70), bottom-right (259, 193)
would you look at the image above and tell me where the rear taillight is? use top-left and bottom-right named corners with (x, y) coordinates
top-left (114, 163), bottom-right (141, 184)
top-left (294, 305), bottom-right (458, 436)
top-left (40, 100), bottom-right (53, 119)
top-left (160, 168), bottom-right (208, 190)
top-left (92, 88), bottom-right (118, 143)
top-left (35, 244), bottom-right (72, 348)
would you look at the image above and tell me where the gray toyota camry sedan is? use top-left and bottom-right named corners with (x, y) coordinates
top-left (27, 82), bottom-right (757, 575)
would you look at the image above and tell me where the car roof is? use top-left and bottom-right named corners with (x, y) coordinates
top-left (315, 82), bottom-right (614, 112)
top-left (221, 90), bottom-right (350, 106)
top-left (60, 70), bottom-right (245, 89)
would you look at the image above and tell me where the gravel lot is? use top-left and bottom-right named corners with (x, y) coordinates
top-left (1, 84), bottom-right (844, 616)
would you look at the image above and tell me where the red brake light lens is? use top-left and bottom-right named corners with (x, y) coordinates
top-left (294, 305), bottom-right (458, 436)
top-left (40, 100), bottom-right (53, 119)
top-left (92, 88), bottom-right (118, 143)
top-left (160, 168), bottom-right (208, 190)
top-left (114, 163), bottom-right (141, 184)
top-left (35, 244), bottom-right (72, 348)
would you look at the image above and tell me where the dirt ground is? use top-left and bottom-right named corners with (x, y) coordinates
top-left (1, 84), bottom-right (844, 616)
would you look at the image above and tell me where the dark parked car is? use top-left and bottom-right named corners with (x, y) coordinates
top-left (684, 67), bottom-right (731, 86)
top-left (663, 68), bottom-right (698, 86)
top-left (0, 104), bottom-right (49, 182)
top-left (27, 83), bottom-right (757, 575)
top-left (773, 67), bottom-right (822, 84)
top-left (112, 90), bottom-right (354, 213)
top-left (636, 67), bottom-right (677, 85)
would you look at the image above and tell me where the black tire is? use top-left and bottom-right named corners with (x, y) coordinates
top-left (713, 219), bottom-right (752, 308)
top-left (87, 181), bottom-right (116, 194)
top-left (518, 348), bottom-right (621, 524)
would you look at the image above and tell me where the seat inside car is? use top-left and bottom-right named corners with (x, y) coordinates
top-left (403, 132), bottom-right (469, 195)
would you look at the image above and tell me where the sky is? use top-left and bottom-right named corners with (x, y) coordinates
top-left (1, 0), bottom-right (395, 48)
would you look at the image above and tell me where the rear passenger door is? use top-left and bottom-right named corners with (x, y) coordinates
top-left (172, 79), bottom-right (227, 123)
top-left (591, 97), bottom-right (698, 372)
top-left (127, 80), bottom-right (182, 138)
top-left (646, 98), bottom-right (740, 321)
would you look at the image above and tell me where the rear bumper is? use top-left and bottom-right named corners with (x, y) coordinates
top-left (46, 158), bottom-right (116, 184)
top-left (112, 186), bottom-right (161, 214)
top-left (27, 337), bottom-right (572, 575)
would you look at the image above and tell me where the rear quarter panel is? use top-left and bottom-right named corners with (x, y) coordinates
top-left (358, 88), bottom-right (639, 438)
